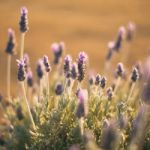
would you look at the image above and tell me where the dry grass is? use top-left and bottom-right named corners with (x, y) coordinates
top-left (0, 0), bottom-right (150, 95)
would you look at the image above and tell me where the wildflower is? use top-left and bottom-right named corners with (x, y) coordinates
top-left (55, 82), bottom-right (64, 95)
top-left (71, 62), bottom-right (78, 80)
top-left (16, 105), bottom-right (24, 120)
top-left (100, 76), bottom-right (107, 88)
top-left (131, 67), bottom-right (139, 82)
top-left (126, 22), bottom-right (136, 42)
top-left (115, 62), bottom-right (124, 78)
top-left (101, 121), bottom-right (118, 150)
top-left (27, 70), bottom-right (34, 87)
top-left (106, 87), bottom-right (113, 100)
top-left (17, 59), bottom-right (26, 81)
top-left (19, 7), bottom-right (29, 33)
top-left (77, 52), bottom-right (88, 82)
top-left (64, 55), bottom-right (72, 78)
top-left (43, 55), bottom-right (51, 73)
top-left (5, 28), bottom-right (16, 55)
top-left (95, 74), bottom-right (101, 85)
top-left (36, 59), bottom-right (44, 79)
top-left (114, 26), bottom-right (126, 52)
top-left (76, 89), bottom-right (88, 118)
top-left (23, 53), bottom-right (30, 71)
top-left (106, 41), bottom-right (115, 60)
top-left (51, 42), bottom-right (65, 64)
top-left (88, 75), bottom-right (95, 86)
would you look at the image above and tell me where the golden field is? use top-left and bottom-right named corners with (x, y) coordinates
top-left (0, 0), bottom-right (150, 96)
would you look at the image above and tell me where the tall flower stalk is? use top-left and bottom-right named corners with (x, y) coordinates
top-left (19, 7), bottom-right (29, 59)
top-left (17, 59), bottom-right (35, 130)
top-left (5, 28), bottom-right (16, 101)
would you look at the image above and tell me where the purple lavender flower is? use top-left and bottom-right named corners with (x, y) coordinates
top-left (55, 82), bottom-right (64, 95)
top-left (5, 28), bottom-right (16, 55)
top-left (106, 87), bottom-right (113, 100)
top-left (27, 70), bottom-right (34, 87)
top-left (101, 121), bottom-right (118, 150)
top-left (23, 53), bottom-right (30, 71)
top-left (131, 67), bottom-right (139, 82)
top-left (71, 62), bottom-right (78, 80)
top-left (76, 89), bottom-right (88, 118)
top-left (36, 59), bottom-right (44, 79)
top-left (100, 76), bottom-right (107, 88)
top-left (95, 74), bottom-right (101, 85)
top-left (126, 22), bottom-right (136, 42)
top-left (114, 26), bottom-right (126, 52)
top-left (106, 41), bottom-right (115, 60)
top-left (43, 55), bottom-right (51, 73)
top-left (64, 55), bottom-right (72, 78)
top-left (88, 75), bottom-right (95, 86)
top-left (17, 59), bottom-right (26, 81)
top-left (19, 7), bottom-right (29, 33)
top-left (77, 52), bottom-right (88, 82)
top-left (51, 42), bottom-right (65, 64)
top-left (115, 62), bottom-right (124, 78)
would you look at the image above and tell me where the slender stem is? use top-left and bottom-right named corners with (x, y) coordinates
top-left (47, 73), bottom-right (49, 97)
top-left (21, 82), bottom-right (36, 130)
top-left (79, 117), bottom-right (84, 137)
top-left (114, 77), bottom-right (121, 94)
top-left (7, 55), bottom-right (11, 101)
top-left (127, 82), bottom-right (135, 102)
top-left (20, 33), bottom-right (25, 59)
top-left (39, 79), bottom-right (43, 101)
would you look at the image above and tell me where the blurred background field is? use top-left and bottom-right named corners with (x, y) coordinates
top-left (0, 0), bottom-right (150, 96)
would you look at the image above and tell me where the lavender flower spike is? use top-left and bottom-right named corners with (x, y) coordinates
top-left (55, 82), bottom-right (64, 96)
top-left (106, 41), bottom-right (115, 60)
top-left (114, 26), bottom-right (126, 52)
top-left (27, 70), bottom-right (34, 87)
top-left (64, 55), bottom-right (72, 78)
top-left (95, 74), bottom-right (101, 86)
top-left (43, 55), bottom-right (51, 73)
top-left (100, 76), bottom-right (107, 89)
top-left (17, 59), bottom-right (26, 81)
top-left (77, 52), bottom-right (88, 82)
top-left (19, 7), bottom-right (29, 33)
top-left (115, 62), bottom-right (124, 78)
top-left (131, 67), bottom-right (139, 82)
top-left (36, 59), bottom-right (44, 79)
top-left (126, 22), bottom-right (136, 42)
top-left (71, 62), bottom-right (78, 80)
top-left (5, 28), bottom-right (16, 55)
top-left (51, 42), bottom-right (65, 64)
top-left (76, 89), bottom-right (88, 118)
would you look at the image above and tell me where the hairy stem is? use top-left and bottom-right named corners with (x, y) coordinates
top-left (20, 33), bottom-right (25, 59)
top-left (7, 55), bottom-right (11, 101)
top-left (21, 82), bottom-right (36, 130)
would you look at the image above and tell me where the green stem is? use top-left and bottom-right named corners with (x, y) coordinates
top-left (126, 82), bottom-right (135, 102)
top-left (114, 77), bottom-right (121, 94)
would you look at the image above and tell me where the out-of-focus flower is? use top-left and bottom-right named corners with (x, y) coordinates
top-left (95, 74), bottom-right (101, 86)
top-left (88, 75), bottom-right (95, 86)
top-left (55, 82), bottom-right (64, 96)
top-left (43, 55), bottom-right (51, 73)
top-left (100, 76), bottom-right (107, 89)
top-left (36, 59), bottom-right (44, 79)
top-left (77, 52), bottom-right (88, 82)
top-left (23, 53), bottom-right (30, 71)
top-left (16, 105), bottom-right (24, 120)
top-left (17, 59), bottom-right (26, 81)
top-left (106, 41), bottom-right (115, 60)
top-left (19, 7), bottom-right (29, 33)
top-left (131, 67), bottom-right (139, 82)
top-left (71, 62), bottom-right (78, 80)
top-left (126, 22), bottom-right (136, 42)
top-left (115, 62), bottom-right (125, 78)
top-left (51, 42), bottom-right (65, 64)
top-left (64, 55), bottom-right (72, 78)
top-left (5, 28), bottom-right (16, 55)
top-left (27, 70), bottom-right (34, 87)
top-left (106, 87), bottom-right (113, 100)
top-left (114, 26), bottom-right (126, 52)
top-left (76, 89), bottom-right (88, 118)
